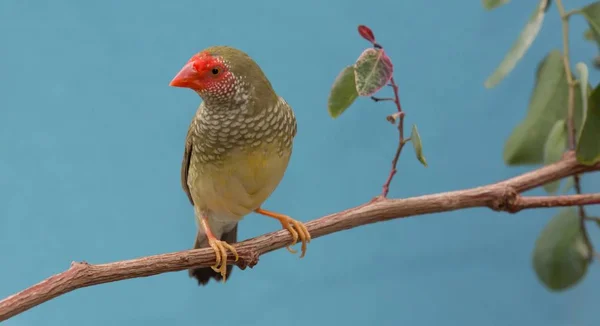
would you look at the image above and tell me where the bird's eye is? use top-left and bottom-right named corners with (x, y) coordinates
top-left (211, 68), bottom-right (220, 75)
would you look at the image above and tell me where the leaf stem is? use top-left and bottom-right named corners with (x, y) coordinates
top-left (371, 96), bottom-right (395, 102)
top-left (555, 0), bottom-right (593, 259)
top-left (564, 9), bottom-right (580, 19)
top-left (585, 216), bottom-right (600, 223)
top-left (556, 0), bottom-right (576, 148)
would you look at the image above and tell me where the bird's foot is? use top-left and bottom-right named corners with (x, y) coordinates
top-left (207, 237), bottom-right (239, 282)
top-left (255, 208), bottom-right (312, 258)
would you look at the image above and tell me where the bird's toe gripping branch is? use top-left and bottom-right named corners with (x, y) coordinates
top-left (200, 215), bottom-right (239, 282)
top-left (207, 238), bottom-right (239, 281)
top-left (255, 208), bottom-right (312, 257)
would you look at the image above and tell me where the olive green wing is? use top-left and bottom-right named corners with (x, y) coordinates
top-left (181, 123), bottom-right (194, 206)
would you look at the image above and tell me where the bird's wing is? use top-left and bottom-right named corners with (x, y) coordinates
top-left (181, 122), bottom-right (195, 206)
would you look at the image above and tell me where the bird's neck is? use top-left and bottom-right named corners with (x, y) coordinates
top-left (199, 87), bottom-right (246, 111)
top-left (199, 82), bottom-right (277, 117)
top-left (201, 96), bottom-right (251, 116)
top-left (191, 94), bottom-right (293, 160)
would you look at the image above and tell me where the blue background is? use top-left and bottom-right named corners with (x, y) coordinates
top-left (1, 0), bottom-right (599, 325)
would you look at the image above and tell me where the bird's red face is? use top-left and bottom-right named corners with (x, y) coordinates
top-left (169, 52), bottom-right (234, 94)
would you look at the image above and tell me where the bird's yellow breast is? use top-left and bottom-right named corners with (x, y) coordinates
top-left (188, 141), bottom-right (292, 222)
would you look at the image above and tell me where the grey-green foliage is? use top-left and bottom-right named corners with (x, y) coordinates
top-left (533, 208), bottom-right (590, 291)
top-left (483, 0), bottom-right (599, 293)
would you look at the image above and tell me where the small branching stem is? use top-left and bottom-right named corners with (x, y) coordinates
top-left (376, 76), bottom-right (406, 199)
top-left (367, 38), bottom-right (408, 200)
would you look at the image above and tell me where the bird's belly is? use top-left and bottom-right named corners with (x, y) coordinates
top-left (189, 144), bottom-right (291, 222)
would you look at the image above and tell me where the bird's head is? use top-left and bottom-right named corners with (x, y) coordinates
top-left (169, 46), bottom-right (275, 105)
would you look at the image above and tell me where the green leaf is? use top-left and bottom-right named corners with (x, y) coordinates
top-left (327, 65), bottom-right (359, 118)
top-left (576, 83), bottom-right (600, 165)
top-left (503, 50), bottom-right (585, 165)
top-left (354, 48), bottom-right (394, 97)
top-left (533, 208), bottom-right (590, 291)
top-left (580, 2), bottom-right (600, 46)
top-left (411, 124), bottom-right (428, 167)
top-left (561, 176), bottom-right (575, 193)
top-left (482, 0), bottom-right (510, 10)
top-left (542, 120), bottom-right (566, 193)
top-left (484, 0), bottom-right (550, 88)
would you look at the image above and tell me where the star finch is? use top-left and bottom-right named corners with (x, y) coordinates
top-left (169, 46), bottom-right (311, 285)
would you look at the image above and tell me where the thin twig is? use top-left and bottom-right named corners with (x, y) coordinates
top-left (574, 174), bottom-right (588, 218)
top-left (377, 76), bottom-right (405, 198)
top-left (0, 152), bottom-right (598, 322)
top-left (555, 0), bottom-right (592, 257)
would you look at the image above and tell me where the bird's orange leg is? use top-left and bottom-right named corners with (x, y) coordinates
top-left (200, 215), bottom-right (239, 282)
top-left (254, 208), bottom-right (311, 258)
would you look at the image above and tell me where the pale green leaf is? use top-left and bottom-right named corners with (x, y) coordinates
top-left (354, 48), bottom-right (394, 96)
top-left (503, 50), bottom-right (585, 165)
top-left (580, 2), bottom-right (600, 46)
top-left (482, 0), bottom-right (510, 10)
top-left (484, 0), bottom-right (550, 88)
top-left (584, 28), bottom-right (595, 41)
top-left (576, 83), bottom-right (600, 165)
top-left (327, 65), bottom-right (359, 118)
top-left (576, 62), bottom-right (590, 129)
top-left (542, 120), bottom-right (566, 193)
top-left (576, 62), bottom-right (590, 143)
top-left (411, 124), bottom-right (428, 167)
top-left (533, 208), bottom-right (590, 291)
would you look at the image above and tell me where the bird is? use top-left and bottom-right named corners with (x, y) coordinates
top-left (169, 45), bottom-right (311, 285)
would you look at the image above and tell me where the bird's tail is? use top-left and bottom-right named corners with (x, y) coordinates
top-left (188, 223), bottom-right (238, 285)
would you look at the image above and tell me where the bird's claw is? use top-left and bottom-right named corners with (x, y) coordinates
top-left (207, 238), bottom-right (239, 282)
top-left (279, 216), bottom-right (311, 258)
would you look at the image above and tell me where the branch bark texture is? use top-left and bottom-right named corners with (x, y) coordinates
top-left (0, 152), bottom-right (599, 321)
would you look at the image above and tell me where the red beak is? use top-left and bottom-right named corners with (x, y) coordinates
top-left (169, 61), bottom-right (198, 89)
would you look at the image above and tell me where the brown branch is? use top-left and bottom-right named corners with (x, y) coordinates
top-left (0, 152), bottom-right (599, 321)
top-left (511, 193), bottom-right (600, 212)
